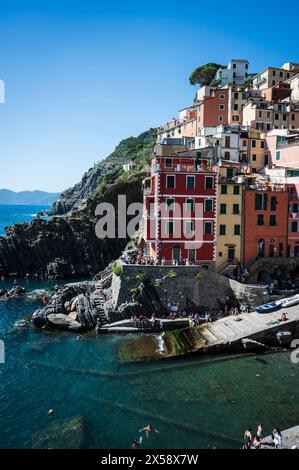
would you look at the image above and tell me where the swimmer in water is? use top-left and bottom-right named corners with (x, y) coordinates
top-left (131, 437), bottom-right (142, 448)
top-left (139, 424), bottom-right (160, 438)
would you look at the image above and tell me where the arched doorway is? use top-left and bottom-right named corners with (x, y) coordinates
top-left (258, 239), bottom-right (265, 257)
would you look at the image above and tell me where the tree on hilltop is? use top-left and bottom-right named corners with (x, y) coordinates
top-left (189, 63), bottom-right (225, 86)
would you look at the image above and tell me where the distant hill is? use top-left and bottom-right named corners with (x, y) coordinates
top-left (0, 189), bottom-right (61, 205)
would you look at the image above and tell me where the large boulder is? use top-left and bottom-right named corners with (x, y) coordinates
top-left (8, 285), bottom-right (26, 297)
top-left (32, 308), bottom-right (48, 328)
top-left (47, 313), bottom-right (82, 332)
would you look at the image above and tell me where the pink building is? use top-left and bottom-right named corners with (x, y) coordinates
top-left (266, 131), bottom-right (299, 168)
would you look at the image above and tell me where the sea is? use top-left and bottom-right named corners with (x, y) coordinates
top-left (0, 205), bottom-right (299, 449)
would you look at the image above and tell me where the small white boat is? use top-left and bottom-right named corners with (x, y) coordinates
top-left (281, 294), bottom-right (299, 308)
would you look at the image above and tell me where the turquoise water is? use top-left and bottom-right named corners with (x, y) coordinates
top-left (0, 207), bottom-right (299, 449)
top-left (0, 204), bottom-right (51, 235)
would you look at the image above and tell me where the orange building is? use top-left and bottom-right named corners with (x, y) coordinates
top-left (242, 188), bottom-right (289, 264)
top-left (196, 89), bottom-right (229, 129)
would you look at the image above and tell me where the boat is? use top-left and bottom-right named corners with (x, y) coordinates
top-left (280, 294), bottom-right (299, 308)
top-left (256, 300), bottom-right (282, 314)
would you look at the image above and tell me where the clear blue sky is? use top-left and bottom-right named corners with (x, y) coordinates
top-left (0, 0), bottom-right (298, 192)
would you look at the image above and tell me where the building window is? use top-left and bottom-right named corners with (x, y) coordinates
top-left (165, 158), bottom-right (173, 168)
top-left (225, 136), bottom-right (230, 147)
top-left (252, 140), bottom-right (256, 148)
top-left (233, 204), bottom-right (239, 214)
top-left (233, 185), bottom-right (240, 195)
top-left (234, 92), bottom-right (239, 99)
top-left (276, 151), bottom-right (280, 161)
top-left (234, 104), bottom-right (238, 111)
top-left (205, 199), bottom-right (213, 212)
top-left (252, 154), bottom-right (257, 161)
top-left (274, 113), bottom-right (279, 121)
top-left (220, 94), bottom-right (225, 99)
top-left (219, 252), bottom-right (223, 257)
top-left (257, 214), bottom-right (264, 225)
top-left (204, 221), bottom-right (213, 235)
top-left (219, 225), bottom-right (226, 235)
top-left (167, 221), bottom-right (174, 235)
top-left (242, 92), bottom-right (247, 99)
top-left (234, 225), bottom-right (241, 235)
top-left (166, 198), bottom-right (175, 211)
top-left (188, 249), bottom-right (196, 262)
top-left (242, 140), bottom-right (247, 147)
top-left (218, 116), bottom-right (224, 122)
top-left (186, 175), bottom-right (195, 189)
top-left (292, 114), bottom-right (295, 121)
top-left (255, 193), bottom-right (268, 210)
top-left (205, 176), bottom-right (213, 190)
top-left (185, 198), bottom-right (195, 212)
top-left (266, 112), bottom-right (271, 119)
top-left (292, 203), bottom-right (299, 213)
top-left (269, 215), bottom-right (277, 226)
top-left (291, 221), bottom-right (298, 232)
top-left (271, 196), bottom-right (277, 211)
top-left (185, 220), bottom-right (195, 236)
top-left (261, 141), bottom-right (265, 148)
top-left (220, 203), bottom-right (226, 214)
top-left (221, 185), bottom-right (227, 194)
top-left (166, 175), bottom-right (175, 189)
top-left (219, 104), bottom-right (225, 111)
top-left (283, 114), bottom-right (287, 121)
top-left (227, 168), bottom-right (234, 178)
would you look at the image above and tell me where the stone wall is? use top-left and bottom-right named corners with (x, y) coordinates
top-left (112, 263), bottom-right (270, 312)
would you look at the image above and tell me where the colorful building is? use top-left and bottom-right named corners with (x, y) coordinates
top-left (242, 185), bottom-right (289, 264)
top-left (196, 89), bottom-right (229, 128)
top-left (143, 148), bottom-right (217, 268)
top-left (216, 164), bottom-right (244, 271)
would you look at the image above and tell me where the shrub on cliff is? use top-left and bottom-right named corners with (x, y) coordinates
top-left (112, 262), bottom-right (123, 277)
top-left (189, 63), bottom-right (225, 86)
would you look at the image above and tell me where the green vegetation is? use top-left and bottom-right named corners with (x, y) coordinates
top-left (112, 262), bottom-right (123, 277)
top-left (130, 287), bottom-right (139, 297)
top-left (93, 167), bottom-right (124, 198)
top-left (194, 271), bottom-right (202, 281)
top-left (93, 128), bottom-right (157, 198)
top-left (189, 63), bottom-right (225, 86)
top-left (167, 270), bottom-right (178, 279)
top-left (106, 128), bottom-right (157, 166)
top-left (135, 272), bottom-right (145, 282)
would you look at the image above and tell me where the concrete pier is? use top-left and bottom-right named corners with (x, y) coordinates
top-left (194, 304), bottom-right (299, 353)
top-left (261, 425), bottom-right (299, 449)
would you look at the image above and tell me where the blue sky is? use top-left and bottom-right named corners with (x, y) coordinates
top-left (0, 0), bottom-right (298, 192)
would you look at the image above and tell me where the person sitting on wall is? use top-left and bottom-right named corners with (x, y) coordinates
top-left (278, 312), bottom-right (287, 322)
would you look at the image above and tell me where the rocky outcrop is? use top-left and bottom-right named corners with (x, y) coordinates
top-left (0, 174), bottom-right (144, 278)
top-left (46, 314), bottom-right (82, 332)
top-left (32, 416), bottom-right (86, 449)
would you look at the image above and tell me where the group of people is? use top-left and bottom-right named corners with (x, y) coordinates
top-left (131, 314), bottom-right (158, 329)
top-left (243, 425), bottom-right (283, 449)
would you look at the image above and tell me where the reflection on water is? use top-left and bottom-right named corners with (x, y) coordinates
top-left (0, 280), bottom-right (299, 449)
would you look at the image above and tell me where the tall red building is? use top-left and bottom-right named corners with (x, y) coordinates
top-left (242, 187), bottom-right (289, 264)
top-left (143, 148), bottom-right (218, 268)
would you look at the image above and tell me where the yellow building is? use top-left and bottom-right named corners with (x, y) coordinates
top-left (216, 165), bottom-right (244, 272)
top-left (239, 129), bottom-right (266, 172)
